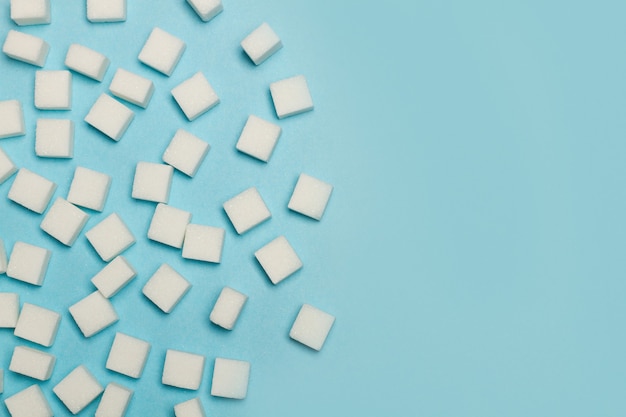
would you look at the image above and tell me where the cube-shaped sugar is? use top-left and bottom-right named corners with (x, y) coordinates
top-left (148, 203), bottom-right (192, 248)
top-left (7, 241), bottom-right (51, 286)
top-left (13, 303), bottom-right (61, 347)
top-left (210, 358), bottom-right (250, 399)
top-left (91, 256), bottom-right (136, 298)
top-left (254, 236), bottom-right (302, 285)
top-left (35, 119), bottom-right (74, 158)
top-left (0, 147), bottom-right (17, 184)
top-left (162, 349), bottom-right (205, 390)
top-left (289, 304), bottom-right (335, 351)
top-left (95, 383), bottom-right (133, 417)
top-left (138, 27), bottom-right (185, 76)
top-left (171, 72), bottom-right (219, 121)
top-left (132, 162), bottom-right (173, 203)
top-left (223, 187), bottom-right (271, 234)
top-left (186, 0), bottom-right (222, 22)
top-left (0, 293), bottom-right (19, 328)
top-left (270, 75), bottom-right (314, 119)
top-left (9, 345), bottom-right (56, 381)
top-left (8, 168), bottom-right (56, 214)
top-left (40, 198), bottom-right (89, 246)
top-left (69, 291), bottom-right (119, 337)
top-left (53, 365), bottom-right (104, 414)
top-left (65, 44), bottom-right (110, 81)
top-left (142, 264), bottom-right (191, 313)
top-left (182, 224), bottom-right (225, 263)
top-left (67, 166), bottom-right (112, 212)
top-left (174, 397), bottom-right (206, 417)
top-left (10, 0), bottom-right (51, 25)
top-left (288, 173), bottom-right (333, 220)
top-left (210, 287), bottom-right (247, 330)
top-left (235, 115), bottom-right (281, 162)
top-left (241, 23), bottom-right (282, 65)
top-left (106, 332), bottom-right (151, 378)
top-left (85, 94), bottom-right (134, 141)
top-left (109, 68), bottom-right (155, 108)
top-left (85, 213), bottom-right (135, 262)
top-left (0, 238), bottom-right (7, 274)
top-left (162, 129), bottom-right (210, 177)
top-left (87, 0), bottom-right (126, 22)
top-left (2, 30), bottom-right (49, 67)
top-left (4, 384), bottom-right (53, 417)
top-left (0, 100), bottom-right (25, 139)
top-left (34, 70), bottom-right (72, 110)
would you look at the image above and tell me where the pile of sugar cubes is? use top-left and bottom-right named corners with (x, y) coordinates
top-left (0, 0), bottom-right (336, 415)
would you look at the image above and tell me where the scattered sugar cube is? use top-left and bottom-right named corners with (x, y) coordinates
top-left (85, 94), bottom-right (135, 141)
top-left (91, 256), bottom-right (136, 298)
top-left (171, 72), bottom-right (219, 121)
top-left (35, 119), bottom-right (74, 158)
top-left (66, 166), bottom-right (111, 212)
top-left (109, 68), bottom-right (155, 108)
top-left (174, 397), bottom-right (206, 417)
top-left (106, 332), bottom-right (151, 378)
top-left (288, 173), bottom-right (333, 220)
top-left (10, 0), bottom-right (51, 25)
top-left (235, 115), bottom-right (281, 162)
top-left (142, 264), bottom-right (191, 313)
top-left (53, 365), bottom-right (104, 414)
top-left (162, 349), bottom-right (205, 390)
top-left (223, 187), bottom-right (271, 234)
top-left (95, 383), bottom-right (133, 417)
top-left (162, 129), bottom-right (210, 177)
top-left (132, 162), bottom-right (173, 203)
top-left (0, 293), bottom-right (19, 328)
top-left (7, 241), bottom-right (51, 286)
top-left (2, 29), bottom-right (49, 67)
top-left (8, 168), bottom-right (56, 214)
top-left (69, 291), bottom-right (119, 337)
top-left (34, 70), bottom-right (72, 110)
top-left (210, 287), bottom-right (247, 330)
top-left (65, 44), bottom-right (110, 81)
top-left (0, 147), bottom-right (17, 184)
top-left (13, 302), bottom-right (61, 347)
top-left (9, 345), bottom-right (56, 381)
top-left (85, 213), bottom-right (136, 262)
top-left (138, 27), bottom-right (185, 76)
top-left (241, 23), bottom-right (282, 65)
top-left (186, 0), bottom-right (222, 22)
top-left (289, 304), bottom-right (335, 351)
top-left (182, 224), bottom-right (225, 263)
top-left (4, 384), bottom-right (53, 417)
top-left (40, 198), bottom-right (89, 246)
top-left (254, 236), bottom-right (302, 285)
top-left (0, 100), bottom-right (25, 139)
top-left (210, 358), bottom-right (250, 400)
top-left (270, 75), bottom-right (314, 119)
top-left (148, 203), bottom-right (192, 248)
top-left (87, 0), bottom-right (126, 22)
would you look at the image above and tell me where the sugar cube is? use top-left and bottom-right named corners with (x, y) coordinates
top-left (235, 115), bottom-right (281, 162)
top-left (95, 383), bottom-right (133, 417)
top-left (91, 256), bottom-right (136, 298)
top-left (67, 166), bottom-right (112, 212)
top-left (138, 27), bottom-right (185, 76)
top-left (13, 302), bottom-right (60, 347)
top-left (9, 345), bottom-right (56, 381)
top-left (0, 238), bottom-right (6, 273)
top-left (7, 241), bottom-right (51, 286)
top-left (8, 168), bottom-right (56, 214)
top-left (210, 287), bottom-right (247, 330)
top-left (142, 264), bottom-right (191, 313)
top-left (171, 72), bottom-right (219, 121)
top-left (106, 332), bottom-right (151, 378)
top-left (69, 291), bottom-right (119, 337)
top-left (0, 292), bottom-right (19, 328)
top-left (270, 75), bottom-right (314, 119)
top-left (53, 365), bottom-right (104, 414)
top-left (132, 162), bottom-right (173, 203)
top-left (174, 397), bottom-right (206, 417)
top-left (289, 304), bottom-right (335, 351)
top-left (109, 68), bottom-right (155, 108)
top-left (148, 203), bottom-right (192, 248)
top-left (254, 236), bottom-right (302, 285)
top-left (2, 30), bottom-right (49, 67)
top-left (0, 146), bottom-right (17, 184)
top-left (34, 70), bottom-right (72, 110)
top-left (162, 129), bottom-right (210, 177)
top-left (40, 197), bottom-right (89, 246)
top-left (210, 358), bottom-right (250, 399)
top-left (288, 173), bottom-right (333, 220)
top-left (87, 0), bottom-right (126, 22)
top-left (186, 0), bottom-right (222, 22)
top-left (162, 349), bottom-right (205, 390)
top-left (223, 187), bottom-right (271, 234)
top-left (65, 44), bottom-right (110, 81)
top-left (35, 119), bottom-right (74, 158)
top-left (241, 23), bottom-right (282, 65)
top-left (10, 0), bottom-right (51, 25)
top-left (182, 224), bottom-right (225, 263)
top-left (0, 100), bottom-right (25, 139)
top-left (4, 384), bottom-right (53, 417)
top-left (85, 94), bottom-right (135, 141)
top-left (85, 213), bottom-right (136, 262)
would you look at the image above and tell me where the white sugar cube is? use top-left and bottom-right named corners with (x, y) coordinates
top-left (132, 162), bottom-right (173, 203)
top-left (0, 147), bottom-right (17, 184)
top-left (53, 365), bottom-right (103, 414)
top-left (95, 383), bottom-right (133, 417)
top-left (40, 198), bottom-right (89, 246)
top-left (142, 264), bottom-right (191, 313)
top-left (270, 75), bottom-right (314, 119)
top-left (174, 397), bottom-right (206, 417)
top-left (171, 72), bottom-right (219, 121)
top-left (4, 384), bottom-right (53, 417)
top-left (2, 30), bottom-right (49, 67)
top-left (182, 224), bottom-right (225, 263)
top-left (69, 291), bottom-right (119, 337)
top-left (87, 0), bottom-right (126, 22)
top-left (35, 119), bottom-right (74, 158)
top-left (67, 166), bottom-right (112, 212)
top-left (65, 44), bottom-right (110, 81)
top-left (109, 68), bottom-right (155, 108)
top-left (210, 287), bottom-right (247, 330)
top-left (8, 168), bottom-right (56, 214)
top-left (138, 27), bottom-right (185, 76)
top-left (148, 203), bottom-right (192, 248)
top-left (288, 173), bottom-right (333, 220)
top-left (85, 94), bottom-right (134, 141)
top-left (162, 349), bottom-right (205, 390)
top-left (210, 358), bottom-right (250, 400)
top-left (223, 187), bottom-right (271, 234)
top-left (13, 302), bottom-right (60, 347)
top-left (0, 293), bottom-right (19, 328)
top-left (91, 256), bottom-right (136, 298)
top-left (241, 23), bottom-right (282, 65)
top-left (10, 0), bottom-right (50, 25)
top-left (254, 236), bottom-right (302, 285)
top-left (85, 213), bottom-right (135, 262)
top-left (9, 345), bottom-right (56, 381)
top-left (162, 129), bottom-right (210, 177)
top-left (289, 304), bottom-right (335, 351)
top-left (0, 100), bottom-right (25, 139)
top-left (186, 0), bottom-right (222, 22)
top-left (106, 332), bottom-right (151, 378)
top-left (7, 241), bottom-right (51, 286)
top-left (34, 70), bottom-right (72, 110)
top-left (235, 115), bottom-right (281, 162)
top-left (0, 238), bottom-right (6, 273)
